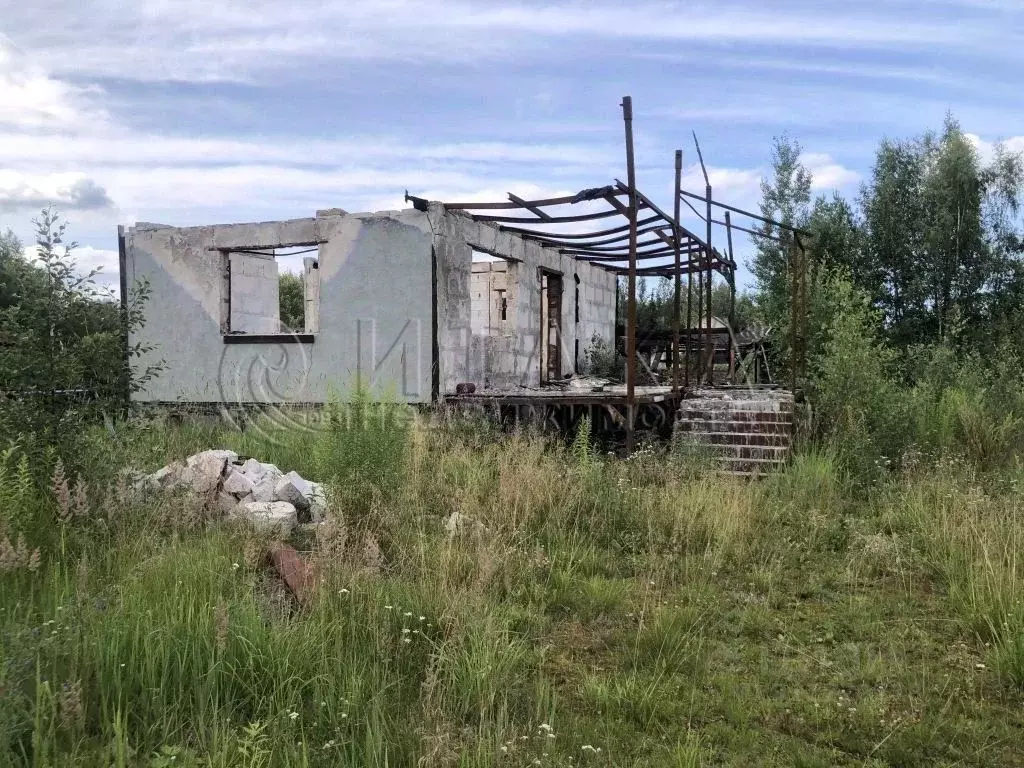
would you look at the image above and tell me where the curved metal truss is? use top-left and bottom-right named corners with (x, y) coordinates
top-left (413, 181), bottom-right (736, 282)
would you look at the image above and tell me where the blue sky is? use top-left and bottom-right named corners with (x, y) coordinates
top-left (1, 0), bottom-right (1022, 291)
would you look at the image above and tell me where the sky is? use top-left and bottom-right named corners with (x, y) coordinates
top-left (1, 0), bottom-right (1023, 292)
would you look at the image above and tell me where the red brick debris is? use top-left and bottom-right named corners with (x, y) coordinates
top-left (270, 543), bottom-right (316, 606)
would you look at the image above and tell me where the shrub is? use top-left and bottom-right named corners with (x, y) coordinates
top-left (582, 334), bottom-right (624, 380)
top-left (806, 272), bottom-right (904, 481)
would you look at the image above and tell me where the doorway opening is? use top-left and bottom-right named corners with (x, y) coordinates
top-left (540, 270), bottom-right (563, 383)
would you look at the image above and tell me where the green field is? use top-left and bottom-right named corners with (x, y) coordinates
top-left (1, 409), bottom-right (1021, 767)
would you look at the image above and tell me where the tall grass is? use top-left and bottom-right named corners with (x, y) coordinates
top-left (2, 403), bottom-right (1023, 765)
top-left (890, 464), bottom-right (1024, 684)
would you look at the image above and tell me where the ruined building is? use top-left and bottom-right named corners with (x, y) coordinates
top-left (119, 200), bottom-right (618, 406)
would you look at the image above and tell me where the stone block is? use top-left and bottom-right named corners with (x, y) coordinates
top-left (223, 470), bottom-right (256, 497)
top-left (308, 483), bottom-right (328, 523)
top-left (274, 471), bottom-right (312, 509)
top-left (232, 501), bottom-right (297, 534)
top-left (216, 491), bottom-right (239, 513)
top-left (240, 458), bottom-right (263, 476)
top-left (187, 449), bottom-right (238, 467)
top-left (252, 476), bottom-right (277, 503)
top-left (152, 462), bottom-right (185, 488)
top-left (184, 452), bottom-right (229, 493)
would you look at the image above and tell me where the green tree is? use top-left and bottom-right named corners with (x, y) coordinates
top-left (859, 136), bottom-right (930, 345)
top-left (804, 193), bottom-right (865, 362)
top-left (0, 209), bottom-right (162, 467)
top-left (279, 272), bottom-right (305, 332)
top-left (751, 135), bottom-right (812, 377)
top-left (922, 117), bottom-right (986, 341)
top-left (859, 116), bottom-right (1024, 350)
top-left (807, 193), bottom-right (862, 274)
top-left (971, 139), bottom-right (1024, 355)
top-left (807, 271), bottom-right (902, 478)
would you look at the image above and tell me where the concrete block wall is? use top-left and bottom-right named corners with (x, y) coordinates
top-left (229, 251), bottom-right (280, 333)
top-left (302, 256), bottom-right (320, 333)
top-left (469, 261), bottom-right (509, 336)
top-left (575, 264), bottom-right (618, 371)
top-left (124, 201), bottom-right (618, 405)
top-left (125, 209), bottom-right (435, 404)
top-left (433, 206), bottom-right (617, 393)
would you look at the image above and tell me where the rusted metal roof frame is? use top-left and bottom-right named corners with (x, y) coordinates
top-left (679, 188), bottom-right (812, 238)
top-left (438, 182), bottom-right (726, 281)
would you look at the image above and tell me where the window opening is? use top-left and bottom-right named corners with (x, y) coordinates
top-left (471, 250), bottom-right (512, 335)
top-left (221, 244), bottom-right (320, 341)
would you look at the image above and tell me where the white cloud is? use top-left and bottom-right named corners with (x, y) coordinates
top-left (1, 1), bottom-right (1001, 84)
top-left (965, 133), bottom-right (1024, 164)
top-left (23, 244), bottom-right (120, 290)
top-left (0, 132), bottom-right (609, 171)
top-left (0, 35), bottom-right (108, 131)
top-left (804, 153), bottom-right (861, 190)
top-left (642, 52), bottom-right (974, 89)
top-left (0, 170), bottom-right (112, 211)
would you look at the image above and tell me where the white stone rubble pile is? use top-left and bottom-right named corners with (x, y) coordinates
top-left (140, 449), bottom-right (327, 534)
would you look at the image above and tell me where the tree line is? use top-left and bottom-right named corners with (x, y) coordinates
top-left (758, 115), bottom-right (1023, 365)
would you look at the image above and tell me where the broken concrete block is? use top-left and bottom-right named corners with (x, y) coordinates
top-left (274, 471), bottom-right (311, 510)
top-left (239, 458), bottom-right (263, 476)
top-left (260, 463), bottom-right (281, 476)
top-left (144, 462), bottom-right (181, 490)
top-left (308, 483), bottom-right (328, 523)
top-left (216, 491), bottom-right (239, 513)
top-left (151, 465), bottom-right (175, 485)
top-left (445, 511), bottom-right (466, 537)
top-left (223, 470), bottom-right (256, 497)
top-left (270, 542), bottom-right (315, 606)
top-left (251, 476), bottom-right (277, 503)
top-left (186, 449), bottom-right (238, 467)
top-left (232, 501), bottom-right (297, 534)
top-left (185, 452), bottom-right (228, 494)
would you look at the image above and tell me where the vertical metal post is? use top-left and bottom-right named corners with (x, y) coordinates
top-left (117, 225), bottom-right (130, 409)
top-left (725, 211), bottom-right (736, 382)
top-left (622, 96), bottom-right (638, 454)
top-left (685, 213), bottom-right (693, 389)
top-left (796, 234), bottom-right (808, 385)
top-left (695, 264), bottom-right (703, 386)
top-left (672, 149), bottom-right (683, 393)
top-left (704, 183), bottom-right (713, 383)
top-left (789, 234), bottom-right (799, 392)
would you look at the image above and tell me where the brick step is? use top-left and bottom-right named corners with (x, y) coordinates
top-left (709, 444), bottom-right (790, 460)
top-left (680, 439), bottom-right (790, 460)
top-left (716, 468), bottom-right (770, 480)
top-left (683, 399), bottom-right (794, 412)
top-left (679, 409), bottom-right (793, 423)
top-left (717, 456), bottom-right (788, 472)
top-left (684, 431), bottom-right (791, 446)
top-left (676, 419), bottom-right (792, 436)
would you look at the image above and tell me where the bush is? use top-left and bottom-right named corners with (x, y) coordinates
top-left (0, 210), bottom-right (162, 476)
top-left (806, 272), bottom-right (904, 481)
top-left (582, 334), bottom-right (624, 380)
